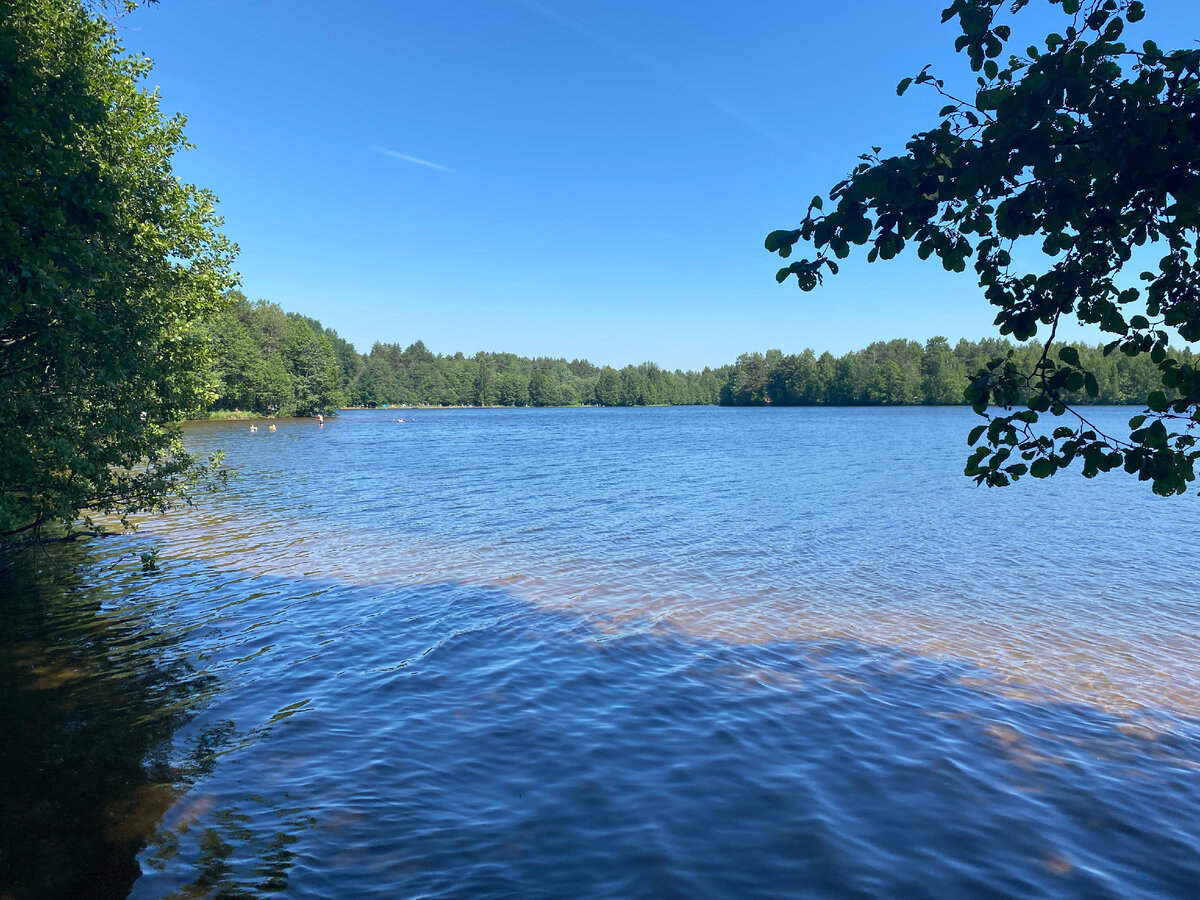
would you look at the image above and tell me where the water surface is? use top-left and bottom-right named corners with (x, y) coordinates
top-left (5, 407), bottom-right (1199, 897)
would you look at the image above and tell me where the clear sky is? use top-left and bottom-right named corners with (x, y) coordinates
top-left (121, 0), bottom-right (1199, 371)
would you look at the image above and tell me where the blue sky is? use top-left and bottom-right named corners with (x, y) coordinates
top-left (122, 0), bottom-right (1199, 371)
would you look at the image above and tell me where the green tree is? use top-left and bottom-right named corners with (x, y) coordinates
top-left (496, 373), bottom-right (530, 407)
top-left (324, 327), bottom-right (363, 395)
top-left (528, 368), bottom-right (555, 407)
top-left (1, 0), bottom-right (237, 538)
top-left (472, 355), bottom-right (497, 406)
top-left (829, 353), bottom-right (866, 404)
top-left (350, 355), bottom-right (396, 407)
top-left (767, 0), bottom-right (1200, 495)
top-left (619, 366), bottom-right (652, 406)
top-left (207, 295), bottom-right (259, 411)
top-left (595, 367), bottom-right (622, 406)
top-left (867, 359), bottom-right (914, 404)
top-left (921, 336), bottom-right (969, 404)
top-left (722, 353), bottom-right (770, 405)
top-left (283, 316), bottom-right (343, 415)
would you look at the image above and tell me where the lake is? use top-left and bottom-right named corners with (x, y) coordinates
top-left (4, 406), bottom-right (1199, 898)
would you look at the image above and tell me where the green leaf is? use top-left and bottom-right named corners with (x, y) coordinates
top-left (762, 0), bottom-right (1200, 500)
top-left (1146, 419), bottom-right (1168, 448)
top-left (896, 77), bottom-right (913, 96)
top-left (1030, 458), bottom-right (1055, 478)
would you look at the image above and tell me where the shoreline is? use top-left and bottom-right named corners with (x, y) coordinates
top-left (191, 403), bottom-right (616, 421)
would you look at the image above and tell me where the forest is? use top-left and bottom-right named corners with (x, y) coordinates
top-left (718, 337), bottom-right (1193, 407)
top-left (205, 293), bottom-right (727, 413)
top-left (206, 294), bottom-right (1190, 415)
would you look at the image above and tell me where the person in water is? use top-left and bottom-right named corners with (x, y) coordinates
top-left (317, 413), bottom-right (324, 426)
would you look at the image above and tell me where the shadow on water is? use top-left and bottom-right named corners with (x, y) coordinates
top-left (0, 547), bottom-right (179, 897)
top-left (0, 547), bottom-right (311, 900)
top-left (4, 547), bottom-right (1200, 898)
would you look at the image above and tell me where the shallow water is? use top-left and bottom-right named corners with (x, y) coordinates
top-left (4, 406), bottom-right (1199, 897)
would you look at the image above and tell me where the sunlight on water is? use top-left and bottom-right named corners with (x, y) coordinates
top-left (154, 408), bottom-right (1200, 725)
top-left (6, 407), bottom-right (1199, 898)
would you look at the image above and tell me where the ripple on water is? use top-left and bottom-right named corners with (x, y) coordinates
top-left (21, 407), bottom-right (1200, 898)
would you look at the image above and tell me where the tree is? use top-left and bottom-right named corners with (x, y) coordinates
top-left (766, 0), bottom-right (1199, 495)
top-left (1, 0), bottom-right (237, 538)
top-left (350, 355), bottom-right (395, 407)
top-left (283, 316), bottom-right (343, 415)
top-left (472, 357), bottom-right (497, 406)
top-left (867, 359), bottom-right (915, 405)
top-left (595, 367), bottom-right (621, 406)
top-left (496, 372), bottom-right (530, 407)
top-left (722, 353), bottom-right (770, 405)
top-left (922, 336), bottom-right (969, 404)
top-left (528, 368), bottom-right (555, 407)
top-left (619, 366), bottom-right (652, 406)
top-left (324, 326), bottom-right (363, 391)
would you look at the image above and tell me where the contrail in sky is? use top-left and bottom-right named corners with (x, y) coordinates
top-left (374, 147), bottom-right (462, 175)
top-left (510, 0), bottom-right (790, 148)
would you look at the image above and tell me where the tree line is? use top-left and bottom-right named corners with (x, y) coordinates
top-left (205, 293), bottom-right (727, 413)
top-left (719, 337), bottom-right (1194, 407)
top-left (207, 295), bottom-right (1191, 415)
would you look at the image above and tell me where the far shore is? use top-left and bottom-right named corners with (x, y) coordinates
top-left (192, 404), bottom-right (614, 421)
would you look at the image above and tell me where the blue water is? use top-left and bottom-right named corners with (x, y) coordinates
top-left (7, 407), bottom-right (1200, 897)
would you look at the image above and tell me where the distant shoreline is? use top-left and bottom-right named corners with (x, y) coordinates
top-left (190, 404), bottom-right (614, 421)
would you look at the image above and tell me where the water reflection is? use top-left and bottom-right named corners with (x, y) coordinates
top-left (0, 545), bottom-right (313, 899)
top-left (5, 545), bottom-right (1200, 897)
top-left (143, 801), bottom-right (315, 898)
top-left (95, 561), bottom-right (1200, 898)
top-left (6, 407), bottom-right (1200, 897)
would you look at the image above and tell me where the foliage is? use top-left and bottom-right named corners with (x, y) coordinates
top-left (341, 342), bottom-right (725, 409)
top-left (766, 0), bottom-right (1200, 495)
top-left (211, 301), bottom-right (1182, 414)
top-left (718, 337), bottom-right (1188, 406)
top-left (0, 0), bottom-right (237, 539)
top-left (206, 294), bottom-right (345, 416)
